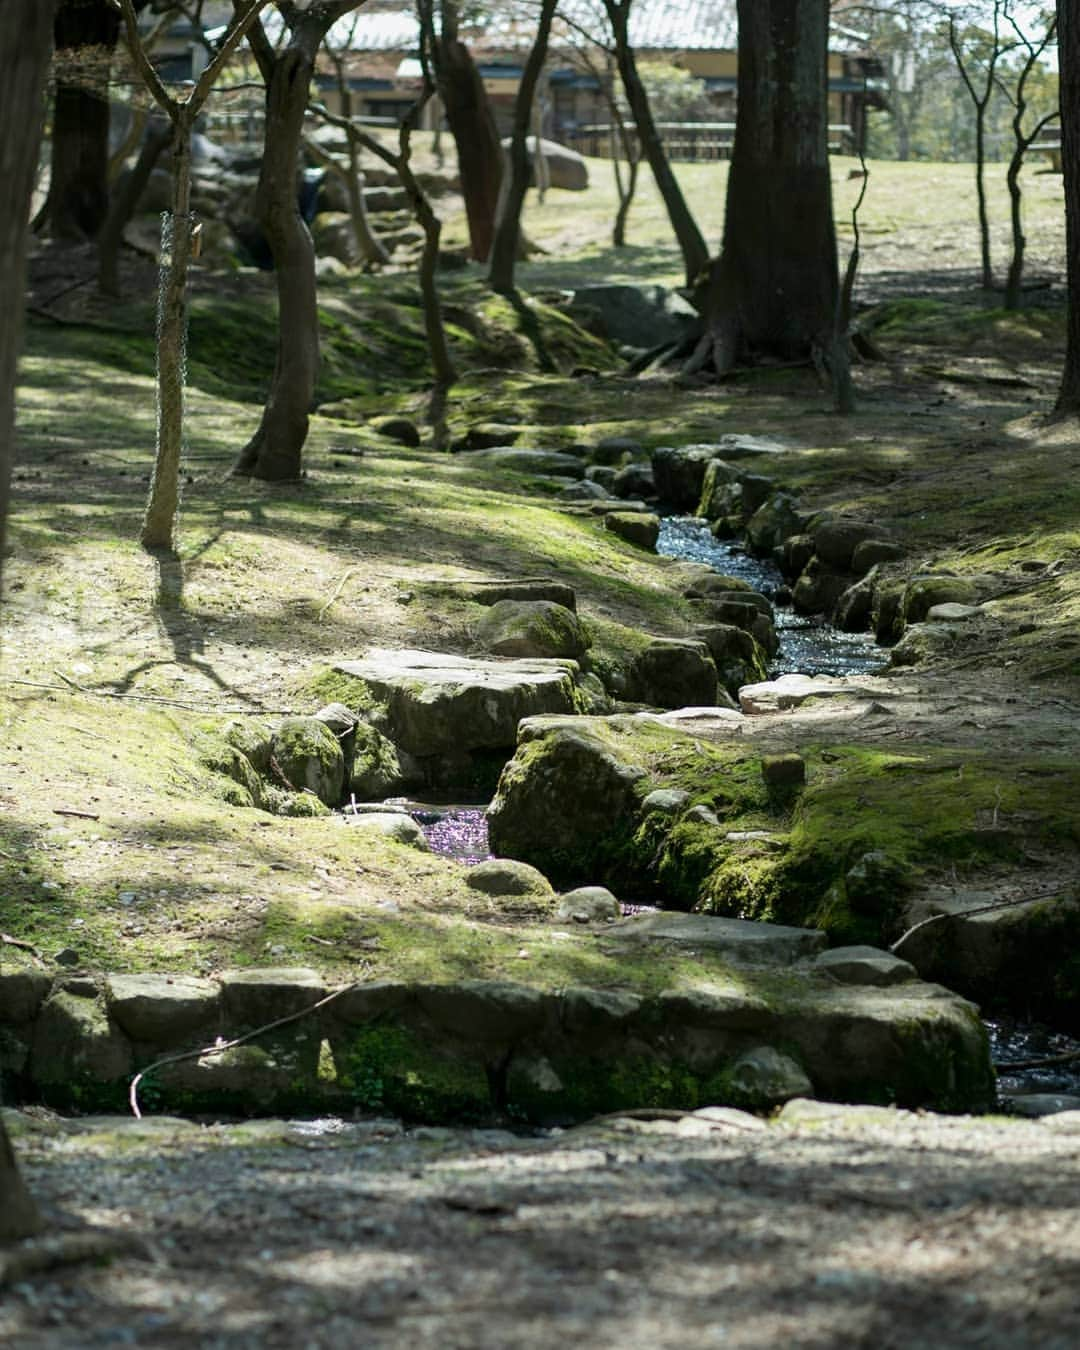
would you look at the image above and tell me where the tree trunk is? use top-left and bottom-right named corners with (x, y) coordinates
top-left (232, 35), bottom-right (323, 481)
top-left (1057, 0), bottom-right (1080, 414)
top-left (975, 108), bottom-right (993, 289)
top-left (98, 115), bottom-right (172, 296)
top-left (0, 0), bottom-right (54, 1246)
top-left (488, 0), bottom-right (557, 292)
top-left (331, 52), bottom-right (390, 266)
top-left (36, 0), bottom-right (121, 242)
top-left (605, 0), bottom-right (708, 288)
top-left (141, 116), bottom-right (193, 548)
top-left (435, 1), bottom-right (503, 263)
top-left (703, 0), bottom-right (839, 371)
top-left (1004, 141), bottom-right (1025, 311)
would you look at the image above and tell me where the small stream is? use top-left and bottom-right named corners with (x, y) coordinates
top-left (657, 515), bottom-right (884, 679)
top-left (395, 517), bottom-right (1074, 1109)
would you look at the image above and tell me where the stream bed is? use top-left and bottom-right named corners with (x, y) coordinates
top-left (394, 519), bottom-right (1075, 1108)
top-left (657, 515), bottom-right (884, 679)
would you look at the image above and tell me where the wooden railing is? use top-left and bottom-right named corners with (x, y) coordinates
top-left (562, 121), bottom-right (856, 162)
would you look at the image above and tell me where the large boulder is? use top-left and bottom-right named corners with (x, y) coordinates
top-left (631, 638), bottom-right (722, 710)
top-left (792, 557), bottom-right (855, 617)
top-left (896, 886), bottom-right (1080, 1020)
top-left (810, 516), bottom-right (886, 571)
top-left (651, 444), bottom-right (725, 510)
top-left (693, 624), bottom-right (769, 696)
top-left (333, 650), bottom-right (581, 756)
top-left (745, 492), bottom-right (806, 555)
top-left (475, 600), bottom-right (589, 661)
top-left (488, 718), bottom-right (647, 880)
top-left (348, 721), bottom-right (405, 800)
top-left (566, 284), bottom-right (695, 349)
top-left (903, 575), bottom-right (980, 624)
top-left (503, 136), bottom-right (590, 191)
top-left (271, 716), bottom-right (345, 807)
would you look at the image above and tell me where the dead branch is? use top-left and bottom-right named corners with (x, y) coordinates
top-left (891, 888), bottom-right (1071, 955)
top-left (129, 979), bottom-right (366, 1117)
top-left (1, 933), bottom-right (46, 965)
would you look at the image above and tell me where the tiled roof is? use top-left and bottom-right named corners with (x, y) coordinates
top-left (623, 0), bottom-right (738, 51)
top-left (325, 1), bottom-right (739, 54)
top-left (310, 1), bottom-right (862, 60)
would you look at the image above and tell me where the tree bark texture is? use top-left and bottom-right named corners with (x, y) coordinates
top-left (488, 0), bottom-right (557, 291)
top-left (1057, 0), bottom-right (1080, 414)
top-left (329, 50), bottom-right (390, 266)
top-left (436, 2), bottom-right (503, 263)
top-left (605, 0), bottom-right (708, 288)
top-left (233, 22), bottom-right (327, 481)
top-left (141, 118), bottom-right (193, 548)
top-left (0, 0), bottom-right (53, 1244)
top-left (704, 0), bottom-right (839, 370)
top-left (37, 0), bottom-right (122, 242)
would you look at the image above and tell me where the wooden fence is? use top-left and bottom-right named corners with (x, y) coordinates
top-left (563, 121), bottom-right (856, 162)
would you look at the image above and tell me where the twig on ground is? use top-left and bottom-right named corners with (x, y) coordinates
top-left (318, 567), bottom-right (362, 619)
top-left (3, 676), bottom-right (295, 716)
top-left (52, 808), bottom-right (101, 821)
top-left (1, 932), bottom-right (46, 965)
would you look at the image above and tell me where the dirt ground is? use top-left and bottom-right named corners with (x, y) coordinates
top-left (4, 1102), bottom-right (1080, 1349)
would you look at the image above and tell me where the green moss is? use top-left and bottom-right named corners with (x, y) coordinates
top-left (507, 1052), bottom-right (703, 1122)
top-left (335, 1022), bottom-right (492, 1122)
top-left (297, 666), bottom-right (377, 715)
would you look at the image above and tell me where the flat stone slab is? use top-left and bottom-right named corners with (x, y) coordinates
top-left (926, 603), bottom-right (983, 622)
top-left (739, 674), bottom-right (878, 714)
top-left (635, 707), bottom-right (744, 728)
top-left (813, 946), bottom-right (918, 988)
top-left (335, 649), bottom-right (580, 754)
top-left (105, 974), bottom-right (220, 1043)
top-left (606, 913), bottom-right (828, 966)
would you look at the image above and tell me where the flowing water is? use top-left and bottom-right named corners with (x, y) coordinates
top-left (657, 515), bottom-right (884, 678)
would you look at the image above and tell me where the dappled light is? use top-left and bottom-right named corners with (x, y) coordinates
top-left (2, 1), bottom-right (1079, 1340)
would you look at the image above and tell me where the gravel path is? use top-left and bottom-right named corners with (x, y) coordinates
top-left (4, 1101), bottom-right (1080, 1349)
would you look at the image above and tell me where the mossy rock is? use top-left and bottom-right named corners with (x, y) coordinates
top-left (604, 511), bottom-right (660, 551)
top-left (487, 719), bottom-right (647, 884)
top-left (903, 575), bottom-right (978, 624)
top-left (475, 600), bottom-right (588, 661)
top-left (745, 492), bottom-right (806, 555)
top-left (630, 639), bottom-right (722, 710)
top-left (221, 719), bottom-right (274, 776)
top-left (349, 721), bottom-right (403, 800)
top-left (693, 624), bottom-right (769, 696)
top-left (29, 988), bottom-right (133, 1102)
top-left (271, 716), bottom-right (345, 807)
top-left (263, 785), bottom-right (332, 817)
